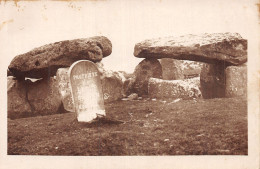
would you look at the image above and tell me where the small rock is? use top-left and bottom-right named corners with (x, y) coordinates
top-left (127, 93), bottom-right (138, 100)
top-left (196, 134), bottom-right (205, 137)
top-left (173, 98), bottom-right (181, 103)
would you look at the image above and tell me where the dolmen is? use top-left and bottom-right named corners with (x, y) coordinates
top-left (7, 36), bottom-right (126, 119)
top-left (7, 33), bottom-right (248, 119)
top-left (132, 32), bottom-right (247, 99)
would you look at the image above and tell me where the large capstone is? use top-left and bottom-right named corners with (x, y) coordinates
top-left (148, 77), bottom-right (201, 99)
top-left (8, 36), bottom-right (112, 79)
top-left (134, 33), bottom-right (247, 65)
top-left (225, 65), bottom-right (247, 97)
top-left (133, 58), bottom-right (162, 96)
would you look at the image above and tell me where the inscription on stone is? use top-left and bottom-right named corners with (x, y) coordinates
top-left (69, 60), bottom-right (106, 122)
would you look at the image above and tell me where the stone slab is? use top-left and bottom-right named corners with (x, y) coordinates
top-left (148, 77), bottom-right (201, 99)
top-left (134, 33), bottom-right (247, 65)
top-left (9, 36), bottom-right (112, 79)
top-left (69, 60), bottom-right (106, 122)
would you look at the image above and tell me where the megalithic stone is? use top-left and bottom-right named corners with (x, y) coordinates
top-left (68, 60), bottom-right (106, 122)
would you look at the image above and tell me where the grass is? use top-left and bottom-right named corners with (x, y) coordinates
top-left (8, 97), bottom-right (247, 155)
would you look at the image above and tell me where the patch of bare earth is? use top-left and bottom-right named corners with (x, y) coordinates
top-left (8, 97), bottom-right (247, 155)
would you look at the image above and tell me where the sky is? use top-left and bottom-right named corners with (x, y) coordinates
top-left (0, 0), bottom-right (258, 73)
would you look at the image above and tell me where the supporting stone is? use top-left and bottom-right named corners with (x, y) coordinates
top-left (56, 68), bottom-right (75, 112)
top-left (200, 63), bottom-right (227, 99)
top-left (96, 62), bottom-right (124, 103)
top-left (225, 65), bottom-right (247, 97)
top-left (7, 77), bottom-right (32, 119)
top-left (27, 77), bottom-right (64, 116)
top-left (133, 58), bottom-right (162, 96)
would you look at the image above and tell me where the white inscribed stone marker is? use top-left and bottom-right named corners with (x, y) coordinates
top-left (68, 60), bottom-right (106, 122)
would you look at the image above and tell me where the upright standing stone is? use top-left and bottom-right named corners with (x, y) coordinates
top-left (200, 63), bottom-right (226, 99)
top-left (56, 68), bottom-right (75, 112)
top-left (96, 62), bottom-right (124, 103)
top-left (133, 58), bottom-right (162, 96)
top-left (69, 60), bottom-right (106, 122)
top-left (27, 77), bottom-right (63, 116)
top-left (225, 65), bottom-right (247, 97)
top-left (7, 77), bottom-right (32, 119)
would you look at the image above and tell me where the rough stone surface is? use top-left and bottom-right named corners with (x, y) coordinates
top-left (96, 62), bottom-right (124, 103)
top-left (200, 63), bottom-right (227, 99)
top-left (160, 58), bottom-right (184, 80)
top-left (148, 77), bottom-right (201, 99)
top-left (101, 76), bottom-right (124, 103)
top-left (225, 65), bottom-right (247, 97)
top-left (7, 77), bottom-right (32, 119)
top-left (134, 33), bottom-right (247, 65)
top-left (133, 58), bottom-right (162, 96)
top-left (182, 61), bottom-right (205, 79)
top-left (123, 77), bottom-right (136, 96)
top-left (8, 36), bottom-right (112, 79)
top-left (27, 77), bottom-right (64, 115)
top-left (56, 68), bottom-right (74, 112)
top-left (96, 62), bottom-right (126, 83)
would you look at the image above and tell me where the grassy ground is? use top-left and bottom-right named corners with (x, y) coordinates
top-left (8, 97), bottom-right (247, 155)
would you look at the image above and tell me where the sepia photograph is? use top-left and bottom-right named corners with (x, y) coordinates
top-left (0, 0), bottom-right (259, 168)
